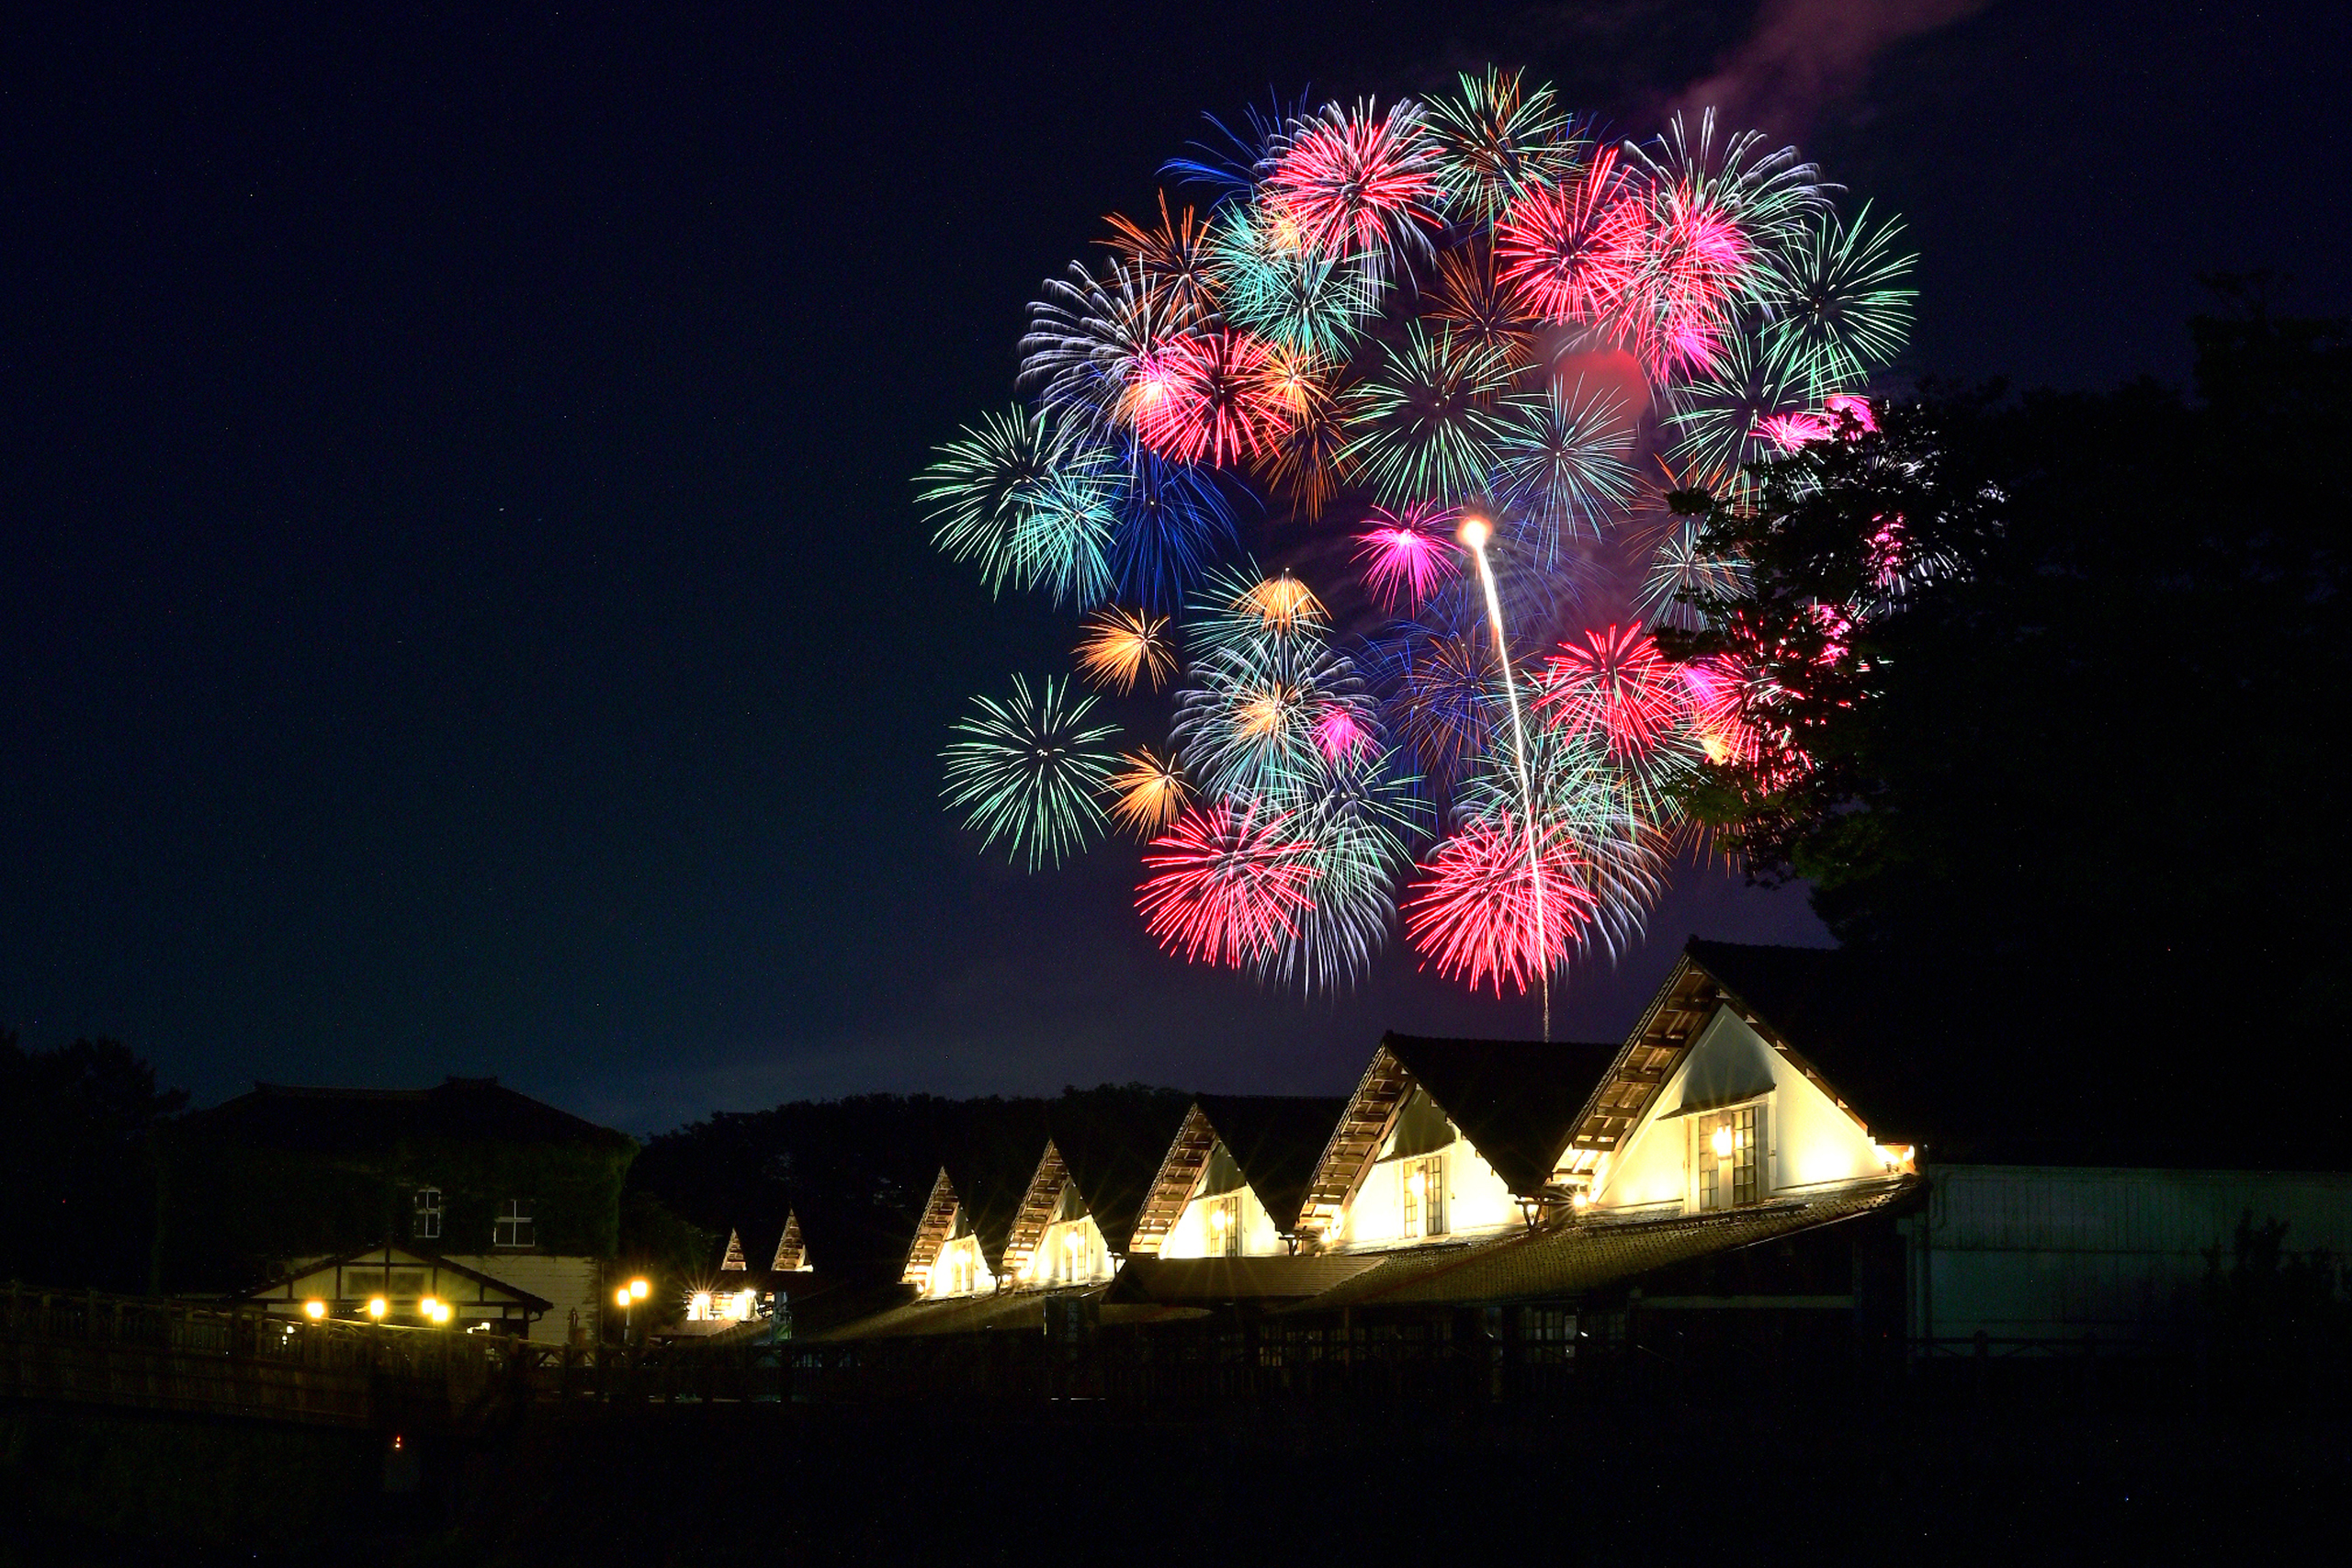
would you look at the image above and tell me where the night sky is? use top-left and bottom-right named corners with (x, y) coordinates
top-left (6, 2), bottom-right (2346, 1134)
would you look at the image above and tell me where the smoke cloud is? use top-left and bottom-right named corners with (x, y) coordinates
top-left (1674, 0), bottom-right (1988, 138)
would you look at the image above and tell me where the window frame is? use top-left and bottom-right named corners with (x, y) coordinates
top-left (412, 1186), bottom-right (443, 1242)
top-left (492, 1197), bottom-right (536, 1250)
top-left (1400, 1153), bottom-right (1446, 1239)
top-left (1693, 1103), bottom-right (1766, 1212)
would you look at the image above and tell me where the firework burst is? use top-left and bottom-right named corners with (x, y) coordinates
top-left (1353, 502), bottom-right (1461, 613)
top-left (1424, 67), bottom-right (1582, 226)
top-left (1404, 816), bottom-right (1597, 995)
top-left (1106, 746), bottom-right (1191, 837)
top-left (1340, 322), bottom-right (1516, 505)
top-left (942, 675), bottom-right (1122, 869)
top-left (1075, 605), bottom-right (1178, 694)
top-left (1137, 800), bottom-right (1319, 966)
top-left (1261, 98), bottom-right (1444, 271)
top-left (1759, 202), bottom-right (1917, 400)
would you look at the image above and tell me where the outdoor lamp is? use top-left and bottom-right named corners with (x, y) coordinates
top-left (1711, 1126), bottom-right (1734, 1159)
top-left (420, 1295), bottom-right (440, 1319)
top-left (367, 1297), bottom-right (388, 1319)
top-left (302, 1299), bottom-right (326, 1320)
top-left (628, 1278), bottom-right (649, 1301)
top-left (615, 1287), bottom-right (632, 1309)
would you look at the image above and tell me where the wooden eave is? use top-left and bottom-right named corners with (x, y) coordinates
top-left (900, 1168), bottom-right (960, 1285)
top-left (1127, 1104), bottom-right (1217, 1258)
top-left (1001, 1140), bottom-right (1072, 1280)
top-left (1295, 1047), bottom-right (1412, 1246)
top-left (772, 1211), bottom-right (807, 1272)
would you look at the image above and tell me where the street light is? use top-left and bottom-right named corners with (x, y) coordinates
top-left (367, 1297), bottom-right (388, 1320)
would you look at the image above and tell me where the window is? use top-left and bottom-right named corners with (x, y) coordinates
top-left (492, 1198), bottom-right (534, 1249)
top-left (1401, 1155), bottom-right (1445, 1239)
top-left (412, 1188), bottom-right (443, 1242)
top-left (1206, 1194), bottom-right (1241, 1257)
top-left (1696, 1106), bottom-right (1761, 1211)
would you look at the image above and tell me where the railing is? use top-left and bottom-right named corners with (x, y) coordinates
top-left (0, 1285), bottom-right (526, 1427)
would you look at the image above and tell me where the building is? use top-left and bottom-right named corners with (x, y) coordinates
top-left (1297, 1035), bottom-right (1620, 1253)
top-left (1129, 1095), bottom-right (1348, 1258)
top-left (160, 1076), bottom-right (636, 1343)
top-left (998, 1095), bottom-right (1193, 1290)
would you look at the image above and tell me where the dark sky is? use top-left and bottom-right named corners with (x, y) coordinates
top-left (6, 2), bottom-right (2346, 1134)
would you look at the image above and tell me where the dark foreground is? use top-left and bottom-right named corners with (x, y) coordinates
top-left (5, 1383), bottom-right (2343, 1565)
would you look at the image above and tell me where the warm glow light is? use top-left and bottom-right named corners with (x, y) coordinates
top-left (367, 1297), bottom-right (387, 1319)
top-left (1407, 1169), bottom-right (1425, 1196)
top-left (1570, 1191), bottom-right (1590, 1211)
top-left (628, 1278), bottom-right (650, 1301)
top-left (689, 1292), bottom-right (713, 1319)
top-left (615, 1287), bottom-right (632, 1309)
top-left (1455, 514), bottom-right (1490, 550)
top-left (1710, 1126), bottom-right (1734, 1159)
top-left (302, 1299), bottom-right (326, 1320)
top-left (420, 1296), bottom-right (440, 1318)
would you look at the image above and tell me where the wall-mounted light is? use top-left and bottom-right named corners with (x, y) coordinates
top-left (367, 1297), bottom-right (388, 1320)
top-left (302, 1299), bottom-right (326, 1320)
top-left (1711, 1125), bottom-right (1734, 1159)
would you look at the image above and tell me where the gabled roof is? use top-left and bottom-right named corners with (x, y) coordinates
top-left (1561, 939), bottom-right (1903, 1163)
top-left (1130, 1095), bottom-right (1350, 1253)
top-left (181, 1076), bottom-right (635, 1154)
top-left (1295, 1033), bottom-right (1619, 1236)
top-left (1004, 1096), bottom-right (1196, 1271)
top-left (771, 1212), bottom-right (808, 1272)
top-left (239, 1242), bottom-right (555, 1313)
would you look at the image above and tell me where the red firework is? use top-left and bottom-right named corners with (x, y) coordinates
top-left (1261, 102), bottom-right (1444, 260)
top-left (1403, 817), bottom-right (1597, 996)
top-left (1311, 705), bottom-right (1373, 765)
top-left (1535, 623), bottom-right (1690, 762)
top-left (1132, 332), bottom-right (1292, 466)
top-left (1758, 393), bottom-right (1878, 452)
top-left (1493, 146), bottom-right (1643, 325)
top-left (1136, 800), bottom-right (1319, 967)
top-left (1351, 502), bottom-right (1461, 612)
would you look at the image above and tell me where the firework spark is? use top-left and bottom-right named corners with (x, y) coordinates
top-left (1403, 816), bottom-right (1596, 996)
top-left (1106, 747), bottom-right (1191, 837)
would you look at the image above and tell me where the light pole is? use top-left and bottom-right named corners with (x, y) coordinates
top-left (613, 1275), bottom-right (650, 1345)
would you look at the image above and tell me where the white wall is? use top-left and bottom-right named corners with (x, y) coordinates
top-left (420, 1253), bottom-right (604, 1344)
top-left (1337, 1103), bottom-right (1521, 1251)
top-left (1159, 1174), bottom-right (1283, 1258)
top-left (1021, 1213), bottom-right (1114, 1287)
top-left (1589, 1006), bottom-right (1886, 1215)
top-left (924, 1232), bottom-right (996, 1299)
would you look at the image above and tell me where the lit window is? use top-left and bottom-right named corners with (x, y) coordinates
top-left (1696, 1106), bottom-right (1761, 1211)
top-left (1401, 1155), bottom-right (1446, 1239)
top-left (492, 1199), bottom-right (535, 1249)
top-left (1207, 1194), bottom-right (1241, 1258)
top-left (412, 1188), bottom-right (443, 1242)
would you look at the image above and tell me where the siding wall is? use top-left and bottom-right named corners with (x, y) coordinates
top-left (1906, 1165), bottom-right (2352, 1343)
top-left (1160, 1181), bottom-right (1283, 1258)
top-left (439, 1253), bottom-right (603, 1344)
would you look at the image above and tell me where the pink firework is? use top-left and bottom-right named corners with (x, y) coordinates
top-left (1628, 186), bottom-right (1750, 378)
top-left (1403, 817), bottom-right (1598, 996)
top-left (1493, 146), bottom-right (1643, 325)
top-left (1261, 101), bottom-right (1444, 261)
top-left (1311, 705), bottom-right (1373, 765)
top-left (1535, 623), bottom-right (1690, 763)
top-left (1351, 502), bottom-right (1461, 612)
top-left (1136, 800), bottom-right (1319, 968)
top-left (1758, 393), bottom-right (1878, 452)
top-left (1133, 331), bottom-right (1292, 466)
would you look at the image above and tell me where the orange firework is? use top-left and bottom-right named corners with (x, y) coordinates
top-left (1074, 606), bottom-right (1176, 694)
top-left (1106, 748), bottom-right (1191, 837)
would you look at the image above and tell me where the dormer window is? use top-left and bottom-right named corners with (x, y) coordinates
top-left (412, 1187), bottom-right (443, 1242)
top-left (493, 1198), bottom-right (535, 1249)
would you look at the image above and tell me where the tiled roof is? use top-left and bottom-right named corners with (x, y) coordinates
top-left (1285, 1178), bottom-right (1919, 1312)
top-left (1103, 1254), bottom-right (1384, 1304)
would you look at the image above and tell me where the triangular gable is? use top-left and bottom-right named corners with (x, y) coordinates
top-left (1295, 1034), bottom-right (1617, 1242)
top-left (241, 1242), bottom-right (555, 1312)
top-left (719, 1228), bottom-right (747, 1270)
top-left (1132, 1095), bottom-right (1352, 1255)
top-left (1558, 940), bottom-right (1908, 1212)
top-left (1001, 1139), bottom-right (1073, 1280)
top-left (771, 1212), bottom-right (808, 1272)
top-left (1561, 942), bottom-right (1879, 1166)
